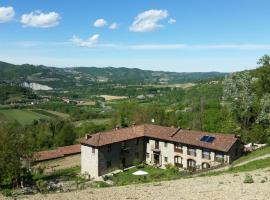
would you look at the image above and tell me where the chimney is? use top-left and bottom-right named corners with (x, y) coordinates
top-left (85, 134), bottom-right (91, 140)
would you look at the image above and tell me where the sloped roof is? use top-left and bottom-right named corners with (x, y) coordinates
top-left (81, 124), bottom-right (238, 152)
top-left (33, 144), bottom-right (81, 162)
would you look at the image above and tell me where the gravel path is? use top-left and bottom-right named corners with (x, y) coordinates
top-left (2, 167), bottom-right (269, 200)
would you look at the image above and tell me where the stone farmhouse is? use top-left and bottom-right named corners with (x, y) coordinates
top-left (80, 124), bottom-right (242, 179)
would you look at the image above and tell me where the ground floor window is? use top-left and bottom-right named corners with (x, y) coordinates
top-left (187, 159), bottom-right (196, 167)
top-left (174, 156), bottom-right (183, 167)
top-left (146, 153), bottom-right (149, 158)
top-left (106, 160), bottom-right (112, 168)
top-left (135, 152), bottom-right (139, 159)
top-left (174, 156), bottom-right (182, 164)
top-left (164, 156), bottom-right (168, 163)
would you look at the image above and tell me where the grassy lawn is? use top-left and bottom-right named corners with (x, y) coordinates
top-left (232, 146), bottom-right (270, 166)
top-left (108, 165), bottom-right (189, 186)
top-left (74, 118), bottom-right (111, 127)
top-left (33, 166), bottom-right (80, 182)
top-left (31, 109), bottom-right (70, 119)
top-left (200, 157), bottom-right (270, 177)
top-left (0, 109), bottom-right (50, 125)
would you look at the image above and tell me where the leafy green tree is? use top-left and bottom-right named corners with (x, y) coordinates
top-left (0, 122), bottom-right (33, 187)
top-left (54, 123), bottom-right (76, 146)
top-left (223, 71), bottom-right (257, 130)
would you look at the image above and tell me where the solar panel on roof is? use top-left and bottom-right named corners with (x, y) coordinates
top-left (206, 136), bottom-right (215, 143)
top-left (200, 135), bottom-right (208, 142)
top-left (200, 135), bottom-right (215, 143)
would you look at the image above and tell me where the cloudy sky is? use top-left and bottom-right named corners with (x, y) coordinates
top-left (0, 0), bottom-right (270, 72)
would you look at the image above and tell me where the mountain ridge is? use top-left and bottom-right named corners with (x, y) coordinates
top-left (0, 61), bottom-right (227, 88)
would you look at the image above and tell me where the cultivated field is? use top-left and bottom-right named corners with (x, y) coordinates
top-left (100, 95), bottom-right (128, 101)
top-left (0, 109), bottom-right (50, 125)
top-left (12, 167), bottom-right (270, 200)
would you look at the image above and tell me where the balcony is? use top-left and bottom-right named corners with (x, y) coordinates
top-left (151, 145), bottom-right (161, 154)
top-left (187, 150), bottom-right (196, 157)
top-left (215, 156), bottom-right (224, 163)
top-left (174, 148), bottom-right (183, 153)
top-left (120, 146), bottom-right (130, 156)
top-left (202, 153), bottom-right (210, 160)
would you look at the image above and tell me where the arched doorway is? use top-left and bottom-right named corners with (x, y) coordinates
top-left (202, 162), bottom-right (210, 169)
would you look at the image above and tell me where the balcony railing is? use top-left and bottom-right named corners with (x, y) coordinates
top-left (174, 148), bottom-right (183, 153)
top-left (187, 150), bottom-right (196, 157)
top-left (151, 145), bottom-right (161, 153)
top-left (215, 156), bottom-right (224, 163)
top-left (202, 153), bottom-right (210, 160)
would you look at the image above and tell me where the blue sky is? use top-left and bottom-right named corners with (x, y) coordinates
top-left (0, 0), bottom-right (270, 72)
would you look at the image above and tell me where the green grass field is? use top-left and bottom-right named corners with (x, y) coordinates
top-left (232, 146), bottom-right (270, 166)
top-left (109, 165), bottom-right (188, 186)
top-left (0, 109), bottom-right (50, 125)
top-left (74, 118), bottom-right (111, 127)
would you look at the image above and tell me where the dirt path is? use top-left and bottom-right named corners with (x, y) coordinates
top-left (234, 154), bottom-right (270, 167)
top-left (3, 167), bottom-right (270, 200)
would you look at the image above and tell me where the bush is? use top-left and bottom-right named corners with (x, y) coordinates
top-left (133, 159), bottom-right (140, 168)
top-left (36, 179), bottom-right (47, 193)
top-left (1, 189), bottom-right (12, 197)
top-left (243, 174), bottom-right (254, 184)
top-left (92, 181), bottom-right (111, 188)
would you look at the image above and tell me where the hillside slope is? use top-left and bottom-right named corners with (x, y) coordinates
top-left (0, 61), bottom-right (227, 88)
top-left (12, 167), bottom-right (270, 200)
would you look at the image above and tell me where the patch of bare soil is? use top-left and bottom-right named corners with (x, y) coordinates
top-left (2, 168), bottom-right (270, 200)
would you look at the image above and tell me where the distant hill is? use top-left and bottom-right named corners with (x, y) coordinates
top-left (0, 61), bottom-right (227, 89)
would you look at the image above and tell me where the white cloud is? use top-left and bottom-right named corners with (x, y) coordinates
top-left (109, 22), bottom-right (119, 30)
top-left (0, 6), bottom-right (15, 23)
top-left (71, 34), bottom-right (100, 48)
top-left (129, 9), bottom-right (169, 32)
top-left (93, 18), bottom-right (107, 27)
top-left (20, 11), bottom-right (60, 28)
top-left (168, 18), bottom-right (176, 24)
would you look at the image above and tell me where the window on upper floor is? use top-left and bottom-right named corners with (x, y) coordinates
top-left (107, 144), bottom-right (111, 152)
top-left (174, 143), bottom-right (183, 153)
top-left (121, 141), bottom-right (126, 148)
top-left (187, 146), bottom-right (196, 157)
top-left (202, 149), bottom-right (210, 159)
top-left (155, 140), bottom-right (159, 149)
top-left (164, 141), bottom-right (168, 147)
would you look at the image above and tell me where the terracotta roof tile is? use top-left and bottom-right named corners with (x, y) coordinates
top-left (81, 124), bottom-right (239, 152)
top-left (33, 144), bottom-right (81, 162)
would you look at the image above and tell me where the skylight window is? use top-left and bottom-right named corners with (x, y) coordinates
top-left (200, 135), bottom-right (215, 143)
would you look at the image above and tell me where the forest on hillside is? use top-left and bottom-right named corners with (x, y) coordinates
top-left (1, 55), bottom-right (270, 188)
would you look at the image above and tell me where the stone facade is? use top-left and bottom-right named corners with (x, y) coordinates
top-left (81, 138), bottom-right (145, 178)
top-left (81, 136), bottom-right (241, 179)
top-left (145, 138), bottom-right (236, 170)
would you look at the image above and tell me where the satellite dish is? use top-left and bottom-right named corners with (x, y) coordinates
top-left (151, 118), bottom-right (155, 123)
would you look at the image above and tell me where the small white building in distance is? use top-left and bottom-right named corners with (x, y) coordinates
top-left (80, 124), bottom-right (242, 179)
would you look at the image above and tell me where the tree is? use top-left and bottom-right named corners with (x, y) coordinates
top-left (223, 71), bottom-right (257, 130)
top-left (255, 54), bottom-right (270, 96)
top-left (257, 93), bottom-right (270, 127)
top-left (54, 123), bottom-right (76, 146)
top-left (0, 122), bottom-right (33, 187)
